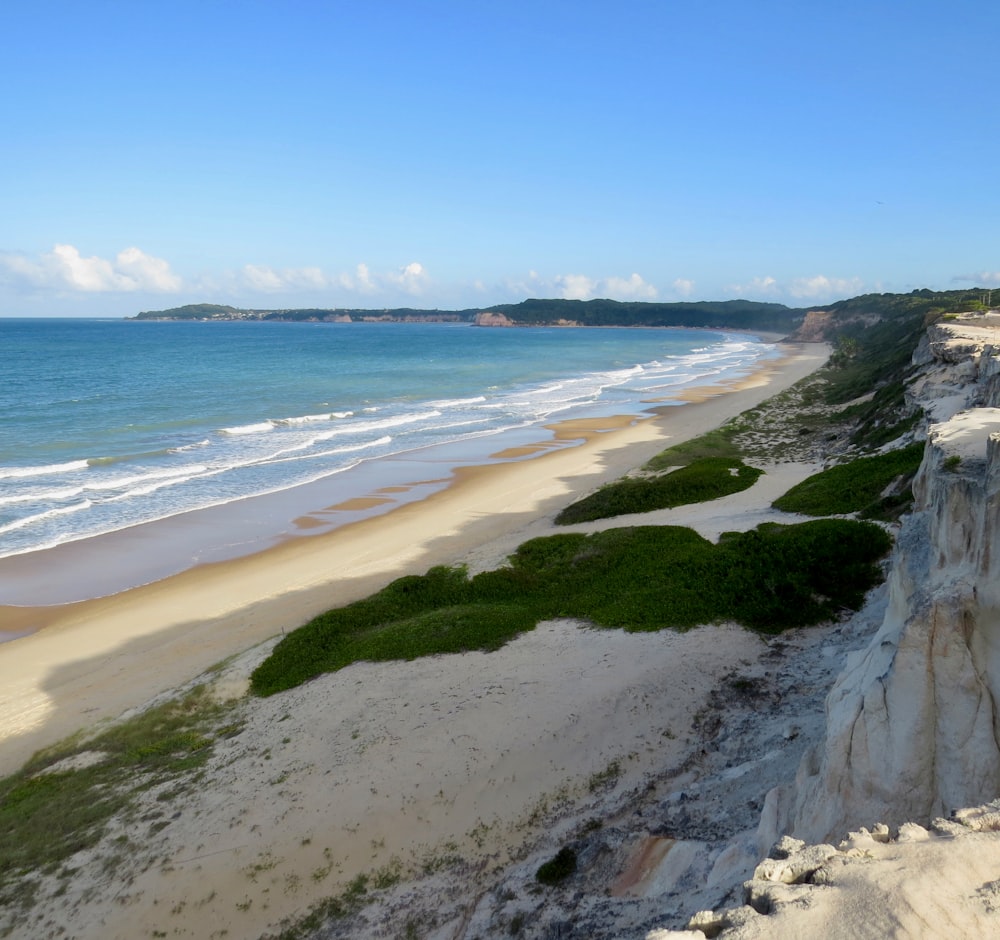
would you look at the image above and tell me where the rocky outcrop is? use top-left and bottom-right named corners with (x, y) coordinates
top-left (763, 313), bottom-right (1000, 844)
top-left (786, 308), bottom-right (882, 343)
top-left (677, 802), bottom-right (1000, 939)
top-left (474, 311), bottom-right (517, 327)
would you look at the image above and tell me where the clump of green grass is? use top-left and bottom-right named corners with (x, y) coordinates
top-left (772, 443), bottom-right (924, 518)
top-left (250, 519), bottom-right (891, 696)
top-left (0, 686), bottom-right (228, 904)
top-left (536, 847), bottom-right (577, 886)
top-left (555, 458), bottom-right (763, 524)
top-left (644, 427), bottom-right (743, 470)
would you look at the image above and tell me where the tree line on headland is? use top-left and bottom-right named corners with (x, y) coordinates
top-left (131, 288), bottom-right (995, 339)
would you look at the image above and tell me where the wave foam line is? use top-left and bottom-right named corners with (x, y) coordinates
top-left (273, 411), bottom-right (354, 427)
top-left (0, 500), bottom-right (94, 537)
top-left (0, 459), bottom-right (90, 480)
top-left (219, 421), bottom-right (276, 436)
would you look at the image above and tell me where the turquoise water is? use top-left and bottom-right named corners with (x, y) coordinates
top-left (0, 319), bottom-right (777, 564)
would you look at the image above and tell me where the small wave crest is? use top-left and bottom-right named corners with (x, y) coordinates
top-left (219, 421), bottom-right (275, 436)
top-left (0, 459), bottom-right (90, 480)
top-left (0, 500), bottom-right (94, 537)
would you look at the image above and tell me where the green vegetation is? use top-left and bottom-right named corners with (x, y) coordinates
top-left (132, 297), bottom-right (801, 330)
top-left (479, 297), bottom-right (800, 331)
top-left (536, 847), bottom-right (578, 886)
top-left (555, 457), bottom-right (762, 524)
top-left (772, 443), bottom-right (924, 518)
top-left (250, 519), bottom-right (891, 696)
top-left (0, 687), bottom-right (230, 904)
top-left (644, 427), bottom-right (743, 469)
top-left (800, 289), bottom-right (990, 449)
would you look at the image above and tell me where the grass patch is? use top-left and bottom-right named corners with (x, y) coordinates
top-left (0, 686), bottom-right (230, 908)
top-left (555, 458), bottom-right (763, 524)
top-left (772, 443), bottom-right (924, 518)
top-left (251, 519), bottom-right (891, 696)
top-left (644, 427), bottom-right (743, 470)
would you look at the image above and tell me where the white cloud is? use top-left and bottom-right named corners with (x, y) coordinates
top-left (728, 274), bottom-right (864, 303)
top-left (242, 264), bottom-right (286, 291)
top-left (115, 246), bottom-right (183, 291)
top-left (234, 260), bottom-right (429, 298)
top-left (953, 271), bottom-right (1000, 287)
top-left (730, 276), bottom-right (779, 297)
top-left (555, 273), bottom-right (597, 300)
top-left (0, 244), bottom-right (182, 293)
top-left (242, 264), bottom-right (333, 292)
top-left (387, 261), bottom-right (430, 295)
top-left (604, 273), bottom-right (658, 299)
top-left (672, 278), bottom-right (695, 297)
top-left (509, 270), bottom-right (658, 302)
top-left (787, 275), bottom-right (864, 300)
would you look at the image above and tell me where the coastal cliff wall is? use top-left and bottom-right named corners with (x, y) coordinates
top-left (767, 314), bottom-right (1000, 843)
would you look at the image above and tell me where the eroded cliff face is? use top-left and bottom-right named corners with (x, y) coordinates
top-left (767, 313), bottom-right (1000, 844)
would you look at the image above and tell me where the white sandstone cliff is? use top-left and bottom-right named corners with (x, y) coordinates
top-left (764, 313), bottom-right (1000, 845)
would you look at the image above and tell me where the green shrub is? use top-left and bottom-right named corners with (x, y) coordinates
top-left (251, 519), bottom-right (891, 696)
top-left (555, 458), bottom-right (763, 524)
top-left (536, 847), bottom-right (577, 886)
top-left (772, 443), bottom-right (924, 517)
top-left (644, 427), bottom-right (742, 470)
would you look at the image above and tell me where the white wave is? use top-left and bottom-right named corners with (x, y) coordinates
top-left (319, 410), bottom-right (443, 437)
top-left (170, 439), bottom-right (211, 453)
top-left (84, 465), bottom-right (208, 492)
top-left (427, 395), bottom-right (487, 408)
top-left (0, 485), bottom-right (85, 507)
top-left (0, 459), bottom-right (90, 480)
top-left (274, 411), bottom-right (354, 427)
top-left (0, 500), bottom-right (94, 536)
top-left (262, 435), bottom-right (393, 467)
top-left (219, 421), bottom-right (275, 436)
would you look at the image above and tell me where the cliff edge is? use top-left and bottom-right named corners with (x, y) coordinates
top-left (761, 313), bottom-right (1000, 845)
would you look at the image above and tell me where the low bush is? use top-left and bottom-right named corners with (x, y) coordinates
top-left (772, 443), bottom-right (924, 517)
top-left (536, 847), bottom-right (577, 886)
top-left (250, 519), bottom-right (891, 696)
top-left (555, 458), bottom-right (763, 524)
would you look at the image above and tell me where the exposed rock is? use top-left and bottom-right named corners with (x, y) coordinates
top-left (763, 316), bottom-right (1000, 845)
top-left (474, 311), bottom-right (516, 327)
top-left (679, 802), bottom-right (1000, 939)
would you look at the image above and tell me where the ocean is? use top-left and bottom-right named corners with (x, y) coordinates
top-left (0, 318), bottom-right (778, 594)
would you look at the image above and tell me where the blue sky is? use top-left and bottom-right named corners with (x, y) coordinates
top-left (2, 0), bottom-right (998, 316)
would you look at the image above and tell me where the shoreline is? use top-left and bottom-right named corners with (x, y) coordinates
top-left (0, 342), bottom-right (827, 777)
top-left (0, 332), bottom-right (785, 611)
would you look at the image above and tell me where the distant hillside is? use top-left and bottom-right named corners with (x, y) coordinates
top-left (788, 287), bottom-right (994, 343)
top-left (477, 298), bottom-right (799, 331)
top-left (131, 298), bottom-right (803, 331)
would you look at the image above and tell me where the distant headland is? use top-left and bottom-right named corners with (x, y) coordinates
top-left (130, 289), bottom-right (995, 337)
top-left (130, 297), bottom-right (801, 332)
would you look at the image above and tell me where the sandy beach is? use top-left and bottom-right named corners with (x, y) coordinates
top-left (0, 341), bottom-right (833, 939)
top-left (0, 342), bottom-right (826, 777)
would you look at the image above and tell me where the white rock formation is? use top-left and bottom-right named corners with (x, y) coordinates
top-left (764, 314), bottom-right (1000, 845)
top-left (679, 802), bottom-right (1000, 939)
